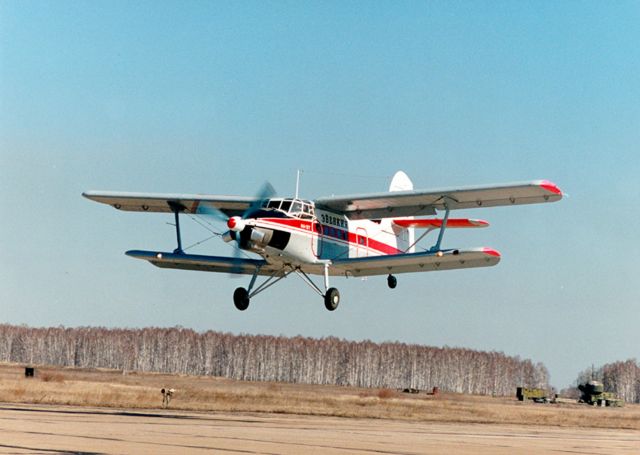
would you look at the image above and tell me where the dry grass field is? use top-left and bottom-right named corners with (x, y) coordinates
top-left (0, 362), bottom-right (638, 429)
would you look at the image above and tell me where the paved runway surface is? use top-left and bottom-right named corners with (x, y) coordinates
top-left (0, 404), bottom-right (638, 454)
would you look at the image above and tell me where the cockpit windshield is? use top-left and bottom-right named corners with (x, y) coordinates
top-left (262, 198), bottom-right (315, 220)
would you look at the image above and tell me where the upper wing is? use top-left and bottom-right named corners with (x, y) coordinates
top-left (126, 250), bottom-right (284, 276)
top-left (331, 247), bottom-right (501, 277)
top-left (82, 191), bottom-right (254, 217)
top-left (315, 180), bottom-right (562, 220)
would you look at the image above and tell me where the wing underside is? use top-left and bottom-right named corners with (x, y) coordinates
top-left (125, 248), bottom-right (499, 278)
top-left (331, 248), bottom-right (501, 277)
top-left (125, 250), bottom-right (284, 276)
top-left (315, 180), bottom-right (562, 219)
top-left (83, 191), bottom-right (254, 217)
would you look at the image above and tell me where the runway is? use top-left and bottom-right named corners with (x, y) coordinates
top-left (0, 403), bottom-right (638, 454)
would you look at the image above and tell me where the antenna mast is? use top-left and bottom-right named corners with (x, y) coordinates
top-left (295, 169), bottom-right (303, 199)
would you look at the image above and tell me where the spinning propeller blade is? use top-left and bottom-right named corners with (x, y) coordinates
top-left (196, 181), bottom-right (277, 275)
top-left (242, 181), bottom-right (276, 218)
top-left (195, 203), bottom-right (229, 222)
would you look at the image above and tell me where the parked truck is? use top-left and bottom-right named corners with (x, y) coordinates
top-left (578, 381), bottom-right (623, 407)
top-left (516, 387), bottom-right (553, 403)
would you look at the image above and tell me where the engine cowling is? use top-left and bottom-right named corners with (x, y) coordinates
top-left (249, 227), bottom-right (273, 247)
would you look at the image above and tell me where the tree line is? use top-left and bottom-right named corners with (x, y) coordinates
top-left (575, 359), bottom-right (640, 404)
top-left (0, 324), bottom-right (548, 395)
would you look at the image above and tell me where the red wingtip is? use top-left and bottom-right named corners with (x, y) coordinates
top-left (482, 247), bottom-right (501, 257)
top-left (539, 180), bottom-right (562, 195)
top-left (471, 219), bottom-right (490, 227)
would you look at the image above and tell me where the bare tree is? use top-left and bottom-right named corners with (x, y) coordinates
top-left (0, 324), bottom-right (549, 396)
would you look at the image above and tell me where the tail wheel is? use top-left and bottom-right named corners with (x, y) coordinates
top-left (233, 287), bottom-right (250, 311)
top-left (324, 287), bottom-right (340, 311)
top-left (387, 274), bottom-right (397, 289)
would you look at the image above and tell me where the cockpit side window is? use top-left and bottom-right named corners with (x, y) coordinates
top-left (267, 200), bottom-right (281, 209)
top-left (290, 201), bottom-right (302, 214)
top-left (280, 200), bottom-right (292, 212)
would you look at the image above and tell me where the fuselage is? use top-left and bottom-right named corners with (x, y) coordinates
top-left (235, 197), bottom-right (412, 274)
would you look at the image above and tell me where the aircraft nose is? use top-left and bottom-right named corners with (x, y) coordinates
top-left (227, 216), bottom-right (244, 232)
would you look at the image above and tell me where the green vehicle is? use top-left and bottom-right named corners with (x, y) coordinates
top-left (516, 387), bottom-right (552, 403)
top-left (578, 381), bottom-right (624, 407)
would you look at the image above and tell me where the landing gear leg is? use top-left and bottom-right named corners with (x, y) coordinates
top-left (232, 267), bottom-right (294, 311)
top-left (294, 264), bottom-right (340, 311)
top-left (387, 274), bottom-right (397, 289)
top-left (233, 267), bottom-right (259, 311)
top-left (323, 263), bottom-right (340, 311)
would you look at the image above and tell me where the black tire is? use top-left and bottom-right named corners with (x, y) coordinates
top-left (387, 274), bottom-right (397, 289)
top-left (324, 287), bottom-right (340, 311)
top-left (233, 287), bottom-right (250, 311)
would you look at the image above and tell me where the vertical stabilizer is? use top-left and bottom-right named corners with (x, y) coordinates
top-left (387, 171), bottom-right (415, 252)
top-left (389, 170), bottom-right (413, 192)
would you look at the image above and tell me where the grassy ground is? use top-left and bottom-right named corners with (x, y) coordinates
top-left (1, 362), bottom-right (637, 430)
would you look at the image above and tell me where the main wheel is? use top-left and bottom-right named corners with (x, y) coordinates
top-left (387, 274), bottom-right (397, 289)
top-left (324, 287), bottom-right (340, 311)
top-left (233, 287), bottom-right (250, 311)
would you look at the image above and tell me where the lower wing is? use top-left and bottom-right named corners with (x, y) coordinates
top-left (331, 248), bottom-right (501, 277)
top-left (125, 250), bottom-right (283, 276)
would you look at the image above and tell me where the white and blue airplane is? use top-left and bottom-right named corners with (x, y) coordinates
top-left (84, 171), bottom-right (562, 311)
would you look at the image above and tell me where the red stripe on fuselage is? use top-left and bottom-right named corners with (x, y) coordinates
top-left (258, 218), bottom-right (402, 255)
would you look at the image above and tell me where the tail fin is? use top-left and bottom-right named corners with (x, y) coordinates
top-left (389, 170), bottom-right (413, 192)
top-left (386, 171), bottom-right (415, 252)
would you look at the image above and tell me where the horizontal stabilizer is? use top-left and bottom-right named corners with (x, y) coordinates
top-left (393, 218), bottom-right (489, 229)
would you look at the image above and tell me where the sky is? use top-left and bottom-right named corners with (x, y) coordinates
top-left (1, 1), bottom-right (639, 388)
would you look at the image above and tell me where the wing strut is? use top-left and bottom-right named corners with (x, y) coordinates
top-left (430, 201), bottom-right (451, 252)
top-left (167, 201), bottom-right (186, 254)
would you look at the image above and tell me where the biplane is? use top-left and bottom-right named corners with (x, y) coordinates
top-left (83, 171), bottom-right (562, 311)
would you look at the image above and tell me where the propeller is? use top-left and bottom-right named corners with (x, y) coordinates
top-left (196, 182), bottom-right (276, 274)
top-left (243, 181), bottom-right (276, 218)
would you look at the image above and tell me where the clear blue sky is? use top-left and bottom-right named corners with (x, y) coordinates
top-left (1, 1), bottom-right (638, 388)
